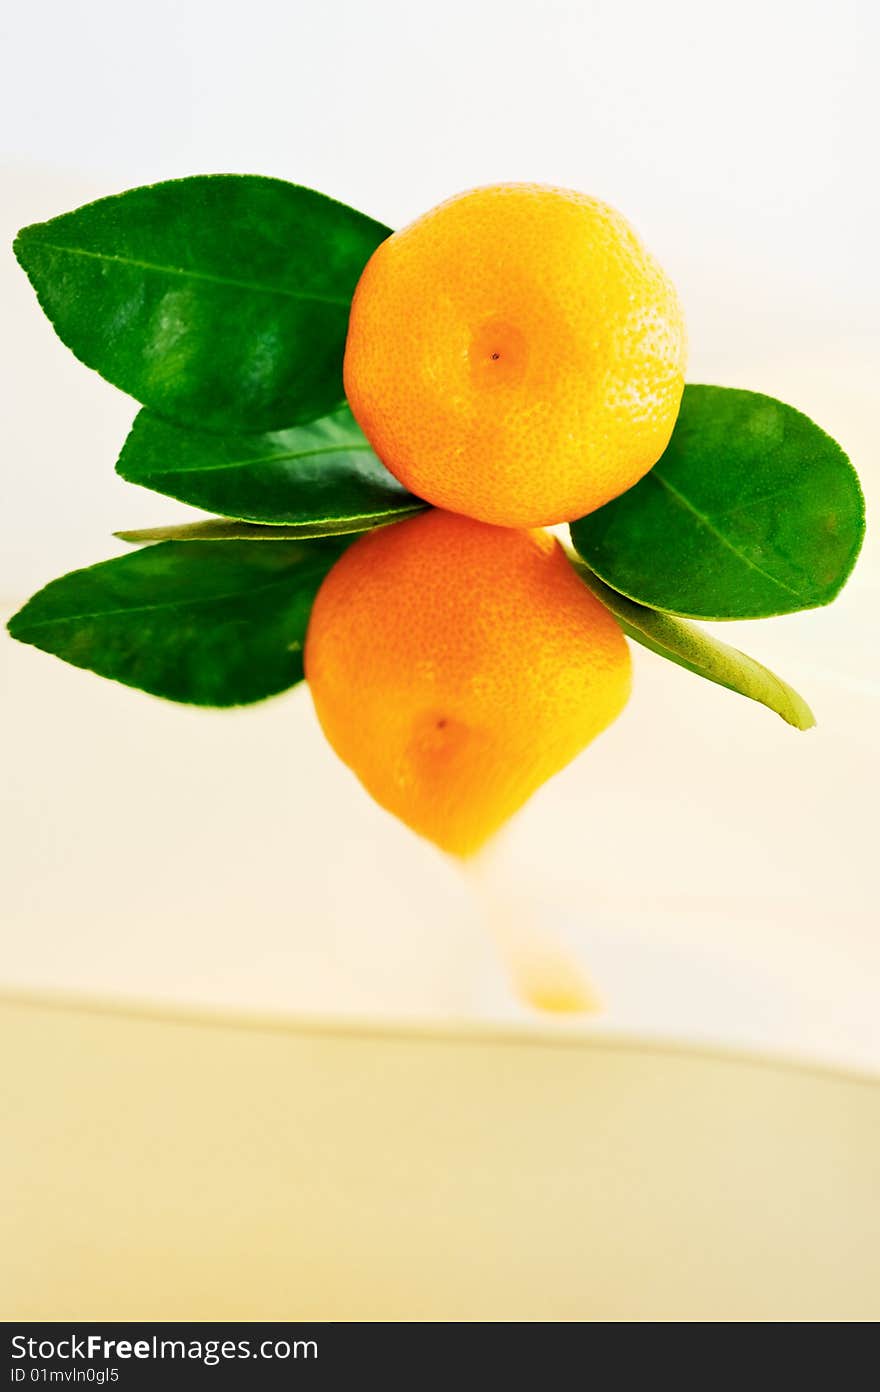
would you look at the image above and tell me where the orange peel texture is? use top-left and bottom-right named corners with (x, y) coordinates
top-left (344, 183), bottom-right (686, 528)
top-left (305, 509), bottom-right (632, 856)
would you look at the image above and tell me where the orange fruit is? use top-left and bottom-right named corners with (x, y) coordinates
top-left (305, 509), bottom-right (631, 856)
top-left (344, 183), bottom-right (686, 529)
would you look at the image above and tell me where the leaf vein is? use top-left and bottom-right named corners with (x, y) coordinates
top-left (14, 567), bottom-right (320, 631)
top-left (127, 443), bottom-right (376, 477)
top-left (713, 478), bottom-right (820, 520)
top-left (649, 470), bottom-right (805, 599)
top-left (22, 239), bottom-right (352, 308)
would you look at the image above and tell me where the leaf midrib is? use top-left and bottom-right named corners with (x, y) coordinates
top-left (649, 469), bottom-right (805, 599)
top-left (13, 565), bottom-right (322, 632)
top-left (125, 442), bottom-right (376, 478)
top-left (19, 237), bottom-right (352, 308)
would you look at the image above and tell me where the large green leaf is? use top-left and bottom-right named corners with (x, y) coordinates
top-left (570, 386), bottom-right (864, 620)
top-left (7, 539), bottom-right (350, 706)
top-left (567, 552), bottom-right (815, 729)
top-left (13, 175), bottom-right (389, 432)
top-left (116, 403), bottom-right (424, 531)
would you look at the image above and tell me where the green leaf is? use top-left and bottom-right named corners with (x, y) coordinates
top-left (116, 403), bottom-right (424, 531)
top-left (13, 175), bottom-right (389, 433)
top-left (570, 385), bottom-right (865, 620)
top-left (567, 552), bottom-right (815, 729)
top-left (7, 538), bottom-right (350, 706)
top-left (115, 517), bottom-right (417, 544)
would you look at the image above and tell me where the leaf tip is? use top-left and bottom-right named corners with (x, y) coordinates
top-left (6, 600), bottom-right (32, 645)
top-left (11, 219), bottom-right (42, 269)
top-left (785, 702), bottom-right (817, 732)
top-left (113, 529), bottom-right (151, 545)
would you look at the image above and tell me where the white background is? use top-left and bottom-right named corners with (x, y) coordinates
top-left (1, 1), bottom-right (878, 1066)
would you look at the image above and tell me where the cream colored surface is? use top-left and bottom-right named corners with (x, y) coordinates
top-left (2, 995), bottom-right (878, 1322)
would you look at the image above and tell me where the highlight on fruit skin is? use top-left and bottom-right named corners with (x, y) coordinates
top-left (344, 183), bottom-right (686, 529)
top-left (304, 509), bottom-right (632, 856)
